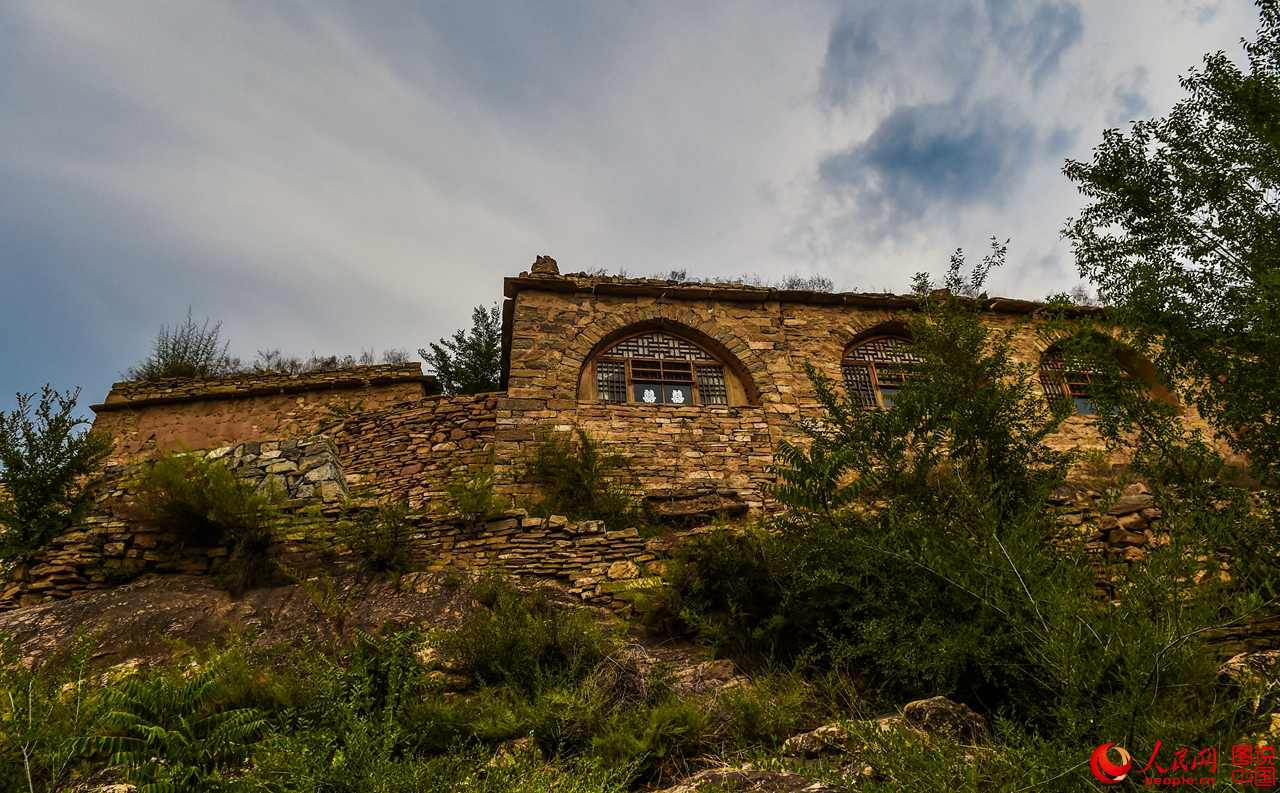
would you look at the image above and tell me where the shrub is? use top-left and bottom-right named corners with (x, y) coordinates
top-left (0, 386), bottom-right (111, 561)
top-left (126, 308), bottom-right (239, 381)
top-left (133, 452), bottom-right (282, 592)
top-left (445, 464), bottom-right (504, 525)
top-left (340, 500), bottom-right (416, 574)
top-left (435, 577), bottom-right (613, 694)
top-left (526, 428), bottom-right (647, 532)
top-left (0, 635), bottom-right (103, 793)
top-left (253, 348), bottom-right (411, 375)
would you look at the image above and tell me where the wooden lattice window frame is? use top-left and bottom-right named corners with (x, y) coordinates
top-left (590, 331), bottom-right (729, 406)
top-left (1039, 347), bottom-right (1098, 415)
top-left (841, 335), bottom-right (922, 409)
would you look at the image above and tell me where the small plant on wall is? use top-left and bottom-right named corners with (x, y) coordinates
top-left (525, 427), bottom-right (649, 532)
top-left (133, 452), bottom-right (283, 593)
top-left (338, 500), bottom-right (416, 574)
top-left (445, 463), bottom-right (506, 527)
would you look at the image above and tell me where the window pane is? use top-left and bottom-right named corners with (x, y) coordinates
top-left (596, 360), bottom-right (626, 402)
top-left (665, 385), bottom-right (691, 405)
top-left (842, 362), bottom-right (876, 407)
top-left (1074, 397), bottom-right (1096, 415)
top-left (633, 383), bottom-right (662, 404)
top-left (879, 386), bottom-right (899, 408)
top-left (696, 365), bottom-right (727, 405)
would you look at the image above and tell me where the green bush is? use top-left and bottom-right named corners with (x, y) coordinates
top-left (435, 577), bottom-right (614, 694)
top-left (126, 308), bottom-right (240, 381)
top-left (133, 452), bottom-right (283, 593)
top-left (0, 635), bottom-right (103, 793)
top-left (0, 386), bottom-right (111, 561)
top-left (340, 500), bottom-right (415, 574)
top-left (526, 428), bottom-right (648, 532)
top-left (445, 464), bottom-right (505, 525)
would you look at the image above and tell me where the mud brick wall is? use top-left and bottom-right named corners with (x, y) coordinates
top-left (91, 364), bottom-right (433, 464)
top-left (330, 394), bottom-right (498, 513)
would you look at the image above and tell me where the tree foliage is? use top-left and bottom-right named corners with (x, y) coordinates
top-left (419, 304), bottom-right (503, 395)
top-left (1063, 0), bottom-right (1280, 483)
top-left (0, 386), bottom-right (111, 561)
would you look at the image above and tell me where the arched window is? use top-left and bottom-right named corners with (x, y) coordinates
top-left (842, 335), bottom-right (921, 408)
top-left (589, 331), bottom-right (730, 406)
top-left (1039, 346), bottom-right (1098, 415)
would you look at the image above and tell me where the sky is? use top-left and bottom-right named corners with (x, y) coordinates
top-left (0, 0), bottom-right (1263, 415)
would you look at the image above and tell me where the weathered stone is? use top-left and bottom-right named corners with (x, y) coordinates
top-left (1108, 494), bottom-right (1155, 516)
top-left (782, 723), bottom-right (853, 757)
top-left (901, 696), bottom-right (991, 744)
top-left (653, 768), bottom-right (838, 793)
top-left (606, 560), bottom-right (640, 580)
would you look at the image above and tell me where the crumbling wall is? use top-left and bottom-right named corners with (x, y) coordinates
top-left (0, 433), bottom-right (667, 611)
top-left (91, 364), bottom-right (433, 464)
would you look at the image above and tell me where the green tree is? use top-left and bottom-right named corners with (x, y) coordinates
top-left (0, 386), bottom-right (111, 561)
top-left (1063, 0), bottom-right (1280, 483)
top-left (418, 304), bottom-right (502, 395)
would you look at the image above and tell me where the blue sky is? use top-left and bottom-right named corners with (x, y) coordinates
top-left (0, 0), bottom-right (1262, 415)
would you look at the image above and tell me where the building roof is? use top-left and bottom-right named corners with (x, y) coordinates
top-left (498, 267), bottom-right (1101, 391)
top-left (503, 270), bottom-right (1100, 316)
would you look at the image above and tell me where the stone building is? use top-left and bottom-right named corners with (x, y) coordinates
top-left (0, 254), bottom-right (1209, 608)
top-left (88, 255), bottom-right (1192, 516)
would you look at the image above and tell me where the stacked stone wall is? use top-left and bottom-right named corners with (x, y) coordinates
top-left (91, 364), bottom-right (431, 464)
top-left (1, 434), bottom-right (669, 611)
top-left (331, 394), bottom-right (498, 513)
top-left (497, 277), bottom-right (1233, 508)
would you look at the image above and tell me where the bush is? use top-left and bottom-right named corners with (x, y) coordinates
top-left (253, 348), bottom-right (411, 375)
top-left (0, 386), bottom-right (111, 561)
top-left (526, 428), bottom-right (647, 532)
top-left (435, 577), bottom-right (614, 694)
top-left (445, 464), bottom-right (504, 525)
top-left (340, 500), bottom-right (416, 574)
top-left (126, 308), bottom-right (239, 381)
top-left (133, 452), bottom-right (282, 592)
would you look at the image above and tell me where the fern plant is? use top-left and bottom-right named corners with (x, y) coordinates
top-left (96, 666), bottom-right (265, 792)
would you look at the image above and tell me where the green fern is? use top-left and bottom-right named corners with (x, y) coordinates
top-left (95, 666), bottom-right (264, 791)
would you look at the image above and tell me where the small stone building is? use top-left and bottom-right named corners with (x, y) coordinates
top-left (89, 255), bottom-right (1192, 515)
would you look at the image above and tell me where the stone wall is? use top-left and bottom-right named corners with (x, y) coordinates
top-left (91, 364), bottom-right (434, 464)
top-left (331, 393), bottom-right (498, 513)
top-left (496, 273), bottom-right (1146, 511)
top-left (0, 435), bottom-right (667, 611)
top-left (0, 437), bottom-right (352, 605)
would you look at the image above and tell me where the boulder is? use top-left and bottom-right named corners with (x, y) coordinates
top-left (901, 696), bottom-right (991, 744)
top-left (671, 658), bottom-right (745, 695)
top-left (781, 723), bottom-right (853, 757)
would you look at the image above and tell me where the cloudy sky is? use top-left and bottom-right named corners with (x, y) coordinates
top-left (0, 0), bottom-right (1262, 413)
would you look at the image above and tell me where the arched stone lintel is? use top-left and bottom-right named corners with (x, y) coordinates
top-left (568, 308), bottom-right (765, 405)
